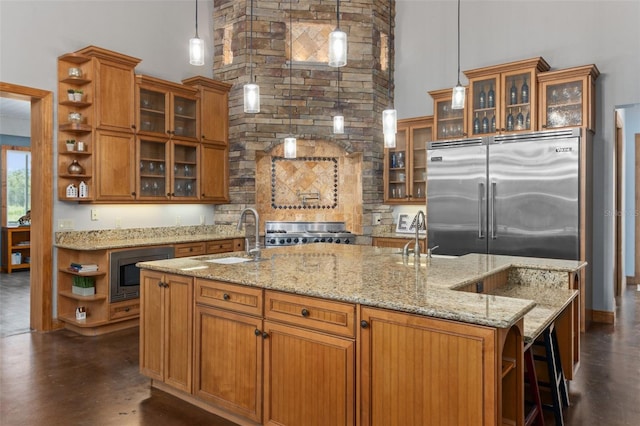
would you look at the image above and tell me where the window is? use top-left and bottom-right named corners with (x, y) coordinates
top-left (2, 146), bottom-right (31, 226)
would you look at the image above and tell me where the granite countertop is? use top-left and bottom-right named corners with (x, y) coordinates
top-left (54, 225), bottom-right (245, 250)
top-left (137, 244), bottom-right (586, 330)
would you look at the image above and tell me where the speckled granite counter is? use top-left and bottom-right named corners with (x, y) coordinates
top-left (55, 225), bottom-right (245, 250)
top-left (137, 244), bottom-right (585, 329)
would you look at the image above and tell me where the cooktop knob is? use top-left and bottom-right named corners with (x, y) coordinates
top-left (344, 239), bottom-right (351, 244)
top-left (327, 237), bottom-right (333, 243)
top-left (313, 238), bottom-right (320, 243)
top-left (302, 238), bottom-right (308, 243)
top-left (320, 238), bottom-right (326, 243)
top-left (293, 238), bottom-right (299, 243)
top-left (335, 239), bottom-right (341, 244)
top-left (269, 238), bottom-right (276, 244)
top-left (279, 239), bottom-right (285, 244)
top-left (286, 238), bottom-right (292, 243)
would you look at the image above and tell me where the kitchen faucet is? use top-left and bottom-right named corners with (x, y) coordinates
top-left (427, 245), bottom-right (439, 258)
top-left (402, 210), bottom-right (426, 259)
top-left (237, 207), bottom-right (261, 261)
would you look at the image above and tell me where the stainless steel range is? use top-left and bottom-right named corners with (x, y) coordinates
top-left (265, 221), bottom-right (354, 247)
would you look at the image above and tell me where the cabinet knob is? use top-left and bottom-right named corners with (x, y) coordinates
top-left (262, 332), bottom-right (269, 339)
top-left (131, 192), bottom-right (136, 196)
top-left (223, 293), bottom-right (230, 301)
top-left (254, 328), bottom-right (261, 336)
top-left (301, 308), bottom-right (309, 317)
top-left (157, 281), bottom-right (163, 288)
top-left (202, 134), bottom-right (206, 139)
top-left (360, 320), bottom-right (369, 329)
top-left (542, 124), bottom-right (548, 128)
top-left (167, 192), bottom-right (171, 196)
top-left (201, 193), bottom-right (206, 197)
top-left (124, 307), bottom-right (130, 312)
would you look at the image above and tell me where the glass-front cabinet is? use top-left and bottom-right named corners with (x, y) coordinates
top-left (137, 137), bottom-right (199, 201)
top-left (537, 64), bottom-right (600, 132)
top-left (136, 75), bottom-right (198, 141)
top-left (429, 87), bottom-right (467, 140)
top-left (465, 57), bottom-right (550, 136)
top-left (384, 116), bottom-right (432, 205)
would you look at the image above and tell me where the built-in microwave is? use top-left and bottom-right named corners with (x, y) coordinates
top-left (109, 246), bottom-right (174, 302)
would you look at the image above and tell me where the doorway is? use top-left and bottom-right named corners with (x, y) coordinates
top-left (0, 82), bottom-right (54, 332)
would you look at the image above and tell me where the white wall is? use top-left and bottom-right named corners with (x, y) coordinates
top-left (0, 0), bottom-right (218, 231)
top-left (395, 0), bottom-right (640, 313)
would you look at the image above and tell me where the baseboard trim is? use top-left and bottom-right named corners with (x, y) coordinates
top-left (626, 275), bottom-right (637, 285)
top-left (591, 309), bottom-right (616, 325)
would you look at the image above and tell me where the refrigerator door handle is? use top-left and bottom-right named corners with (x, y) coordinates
top-left (491, 182), bottom-right (497, 239)
top-left (478, 183), bottom-right (485, 239)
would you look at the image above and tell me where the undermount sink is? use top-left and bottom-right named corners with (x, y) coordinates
top-left (392, 251), bottom-right (458, 259)
top-left (205, 257), bottom-right (253, 264)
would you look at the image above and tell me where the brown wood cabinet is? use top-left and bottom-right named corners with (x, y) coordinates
top-left (139, 270), bottom-right (193, 393)
top-left (371, 236), bottom-right (426, 253)
top-left (384, 116), bottom-right (432, 204)
top-left (429, 87), bottom-right (467, 140)
top-left (94, 129), bottom-right (136, 201)
top-left (464, 57), bottom-right (550, 136)
top-left (57, 47), bottom-right (140, 202)
top-left (359, 306), bottom-right (523, 426)
top-left (193, 279), bottom-right (264, 422)
top-left (537, 64), bottom-right (600, 132)
top-left (1, 226), bottom-right (30, 273)
top-left (263, 291), bottom-right (356, 426)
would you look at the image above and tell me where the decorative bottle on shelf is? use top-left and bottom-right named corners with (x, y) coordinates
top-left (473, 113), bottom-right (480, 134)
top-left (510, 80), bottom-right (518, 105)
top-left (516, 107), bottom-right (524, 130)
top-left (67, 160), bottom-right (84, 175)
top-left (481, 112), bottom-right (489, 134)
top-left (506, 111), bottom-right (515, 131)
top-left (525, 111), bottom-right (531, 129)
top-left (479, 86), bottom-right (486, 109)
top-left (491, 114), bottom-right (496, 133)
top-left (521, 77), bottom-right (529, 104)
top-left (487, 84), bottom-right (495, 108)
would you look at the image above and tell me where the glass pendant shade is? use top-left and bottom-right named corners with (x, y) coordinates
top-left (383, 132), bottom-right (396, 148)
top-left (328, 29), bottom-right (347, 67)
top-left (333, 115), bottom-right (344, 134)
top-left (284, 137), bottom-right (297, 159)
top-left (244, 83), bottom-right (260, 113)
top-left (452, 84), bottom-right (465, 109)
top-left (189, 37), bottom-right (204, 66)
top-left (382, 108), bottom-right (397, 135)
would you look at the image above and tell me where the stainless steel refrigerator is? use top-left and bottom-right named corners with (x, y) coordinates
top-left (426, 128), bottom-right (583, 260)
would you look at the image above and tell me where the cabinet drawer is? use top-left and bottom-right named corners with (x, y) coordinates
top-left (174, 242), bottom-right (206, 257)
top-left (206, 239), bottom-right (235, 254)
top-left (109, 299), bottom-right (140, 320)
top-left (196, 279), bottom-right (263, 316)
top-left (265, 291), bottom-right (356, 338)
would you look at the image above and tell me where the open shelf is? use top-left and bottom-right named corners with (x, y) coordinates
top-left (59, 290), bottom-right (107, 302)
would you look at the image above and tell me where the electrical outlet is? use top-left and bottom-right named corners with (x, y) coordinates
top-left (58, 219), bottom-right (74, 230)
top-left (91, 209), bottom-right (98, 221)
top-left (200, 215), bottom-right (205, 225)
top-left (176, 216), bottom-right (181, 225)
top-left (115, 218), bottom-right (122, 229)
top-left (476, 281), bottom-right (484, 293)
top-left (372, 213), bottom-right (382, 225)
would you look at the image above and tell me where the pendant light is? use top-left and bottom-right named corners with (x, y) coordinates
top-left (283, 0), bottom-right (296, 159)
top-left (244, 0), bottom-right (260, 113)
top-left (189, 0), bottom-right (205, 66)
top-left (451, 0), bottom-right (465, 109)
top-left (382, 0), bottom-right (396, 148)
top-left (328, 0), bottom-right (347, 67)
top-left (333, 68), bottom-right (344, 134)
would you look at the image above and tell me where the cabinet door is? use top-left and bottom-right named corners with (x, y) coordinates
top-left (94, 60), bottom-right (136, 131)
top-left (469, 75), bottom-right (500, 136)
top-left (138, 87), bottom-right (169, 136)
top-left (200, 143), bottom-right (229, 202)
top-left (501, 69), bottom-right (536, 133)
top-left (163, 273), bottom-right (193, 393)
top-left (359, 307), bottom-right (497, 426)
top-left (540, 78), bottom-right (587, 130)
top-left (140, 270), bottom-right (165, 381)
top-left (410, 124), bottom-right (431, 201)
top-left (172, 94), bottom-right (198, 140)
top-left (194, 305), bottom-right (263, 422)
top-left (138, 136), bottom-right (170, 200)
top-left (263, 320), bottom-right (355, 426)
top-left (95, 130), bottom-right (135, 201)
top-left (384, 126), bottom-right (409, 203)
top-left (171, 141), bottom-right (199, 200)
top-left (200, 88), bottom-right (228, 145)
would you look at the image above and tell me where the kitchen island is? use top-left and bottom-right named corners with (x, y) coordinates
top-left (137, 244), bottom-right (584, 426)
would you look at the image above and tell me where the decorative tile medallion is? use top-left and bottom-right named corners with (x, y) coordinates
top-left (271, 157), bottom-right (338, 209)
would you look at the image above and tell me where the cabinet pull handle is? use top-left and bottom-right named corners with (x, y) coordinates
top-left (223, 293), bottom-right (230, 301)
top-left (254, 328), bottom-right (261, 336)
top-left (360, 320), bottom-right (369, 329)
top-left (301, 308), bottom-right (309, 317)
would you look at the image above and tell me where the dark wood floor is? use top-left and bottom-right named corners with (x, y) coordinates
top-left (1, 271), bottom-right (638, 425)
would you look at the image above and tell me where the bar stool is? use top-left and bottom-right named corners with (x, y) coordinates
top-left (533, 323), bottom-right (570, 426)
top-left (523, 344), bottom-right (544, 426)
